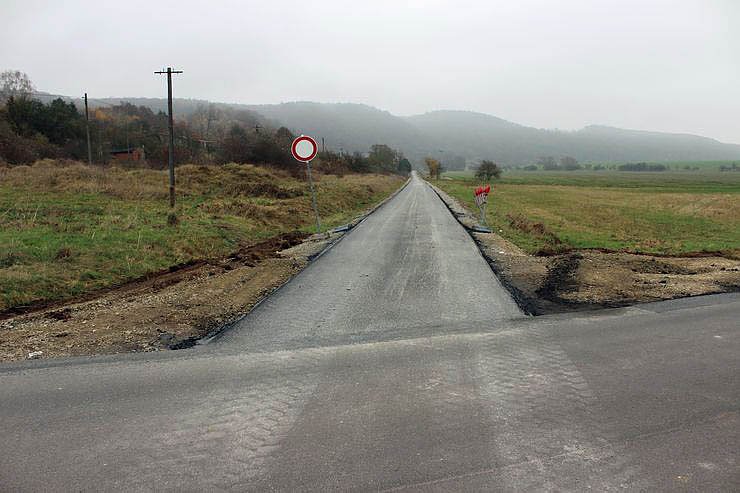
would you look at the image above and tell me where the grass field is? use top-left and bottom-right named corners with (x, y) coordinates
top-left (639, 160), bottom-right (739, 170)
top-left (0, 160), bottom-right (403, 311)
top-left (434, 169), bottom-right (740, 257)
top-left (444, 160), bottom-right (739, 177)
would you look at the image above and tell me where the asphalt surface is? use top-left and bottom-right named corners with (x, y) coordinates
top-left (216, 171), bottom-right (522, 352)
top-left (1, 173), bottom-right (738, 491)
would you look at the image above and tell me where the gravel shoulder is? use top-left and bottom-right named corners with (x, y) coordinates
top-left (429, 182), bottom-right (740, 315)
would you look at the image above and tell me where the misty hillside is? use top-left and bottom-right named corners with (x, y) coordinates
top-left (241, 103), bottom-right (740, 165)
top-left (245, 102), bottom-right (426, 156)
top-left (405, 110), bottom-right (545, 164)
top-left (87, 97), bottom-right (740, 166)
top-left (403, 111), bottom-right (740, 164)
top-left (86, 97), bottom-right (268, 128)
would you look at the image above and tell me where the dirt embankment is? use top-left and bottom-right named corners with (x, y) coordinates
top-left (431, 184), bottom-right (740, 315)
top-left (0, 176), bottom-right (410, 362)
top-left (0, 231), bottom-right (338, 361)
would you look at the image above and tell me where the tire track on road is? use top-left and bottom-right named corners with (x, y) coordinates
top-left (470, 328), bottom-right (647, 490)
top-left (116, 361), bottom-right (321, 491)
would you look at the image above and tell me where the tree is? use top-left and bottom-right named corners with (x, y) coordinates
top-left (315, 150), bottom-right (351, 175)
top-left (0, 70), bottom-right (34, 103)
top-left (560, 156), bottom-right (580, 170)
top-left (269, 126), bottom-right (296, 168)
top-left (397, 157), bottom-right (412, 175)
top-left (368, 144), bottom-right (398, 173)
top-left (5, 97), bottom-right (84, 147)
top-left (236, 127), bottom-right (296, 170)
top-left (220, 124), bottom-right (251, 163)
top-left (346, 151), bottom-right (370, 173)
top-left (537, 156), bottom-right (558, 170)
top-left (475, 160), bottom-right (502, 180)
top-left (424, 157), bottom-right (442, 179)
top-left (274, 126), bottom-right (295, 144)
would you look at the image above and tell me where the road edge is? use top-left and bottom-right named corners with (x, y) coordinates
top-left (424, 179), bottom-right (537, 315)
top-left (200, 174), bottom-right (413, 345)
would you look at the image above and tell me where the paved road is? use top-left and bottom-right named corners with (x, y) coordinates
top-left (216, 171), bottom-right (522, 352)
top-left (1, 173), bottom-right (738, 491)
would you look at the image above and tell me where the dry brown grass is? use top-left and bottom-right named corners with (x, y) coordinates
top-left (0, 160), bottom-right (404, 311)
top-left (437, 179), bottom-right (740, 256)
top-left (0, 159), bottom-right (310, 201)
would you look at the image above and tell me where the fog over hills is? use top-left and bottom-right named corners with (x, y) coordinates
top-left (84, 96), bottom-right (740, 167)
top-left (249, 103), bottom-right (740, 165)
top-left (246, 102), bottom-right (425, 156)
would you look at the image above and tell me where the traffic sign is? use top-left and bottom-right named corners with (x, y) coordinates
top-left (291, 135), bottom-right (319, 162)
top-left (290, 134), bottom-right (322, 233)
top-left (474, 184), bottom-right (492, 229)
top-left (474, 184), bottom-right (490, 207)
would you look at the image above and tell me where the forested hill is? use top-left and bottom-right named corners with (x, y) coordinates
top-left (405, 110), bottom-right (740, 164)
top-left (245, 102), bottom-right (426, 157)
top-left (84, 98), bottom-right (740, 166)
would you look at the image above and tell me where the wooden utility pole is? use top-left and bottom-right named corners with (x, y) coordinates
top-left (84, 93), bottom-right (92, 165)
top-left (154, 67), bottom-right (183, 208)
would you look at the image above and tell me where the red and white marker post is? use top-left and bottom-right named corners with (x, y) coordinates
top-left (474, 184), bottom-right (491, 228)
top-left (291, 135), bottom-right (322, 233)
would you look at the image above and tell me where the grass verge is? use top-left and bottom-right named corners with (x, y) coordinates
top-left (0, 160), bottom-right (404, 312)
top-left (433, 170), bottom-right (739, 257)
top-left (430, 182), bottom-right (740, 316)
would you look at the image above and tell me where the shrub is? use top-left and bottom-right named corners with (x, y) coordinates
top-left (475, 160), bottom-right (502, 180)
top-left (618, 162), bottom-right (667, 172)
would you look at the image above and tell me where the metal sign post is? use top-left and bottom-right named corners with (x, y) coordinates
top-left (474, 184), bottom-right (491, 230)
top-left (291, 135), bottom-right (322, 233)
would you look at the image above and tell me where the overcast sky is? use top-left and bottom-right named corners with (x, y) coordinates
top-left (3, 0), bottom-right (739, 143)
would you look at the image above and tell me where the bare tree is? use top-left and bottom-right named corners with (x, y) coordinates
top-left (0, 70), bottom-right (35, 102)
top-left (424, 157), bottom-right (442, 179)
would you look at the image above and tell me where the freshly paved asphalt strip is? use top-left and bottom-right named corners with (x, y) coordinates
top-left (1, 173), bottom-right (738, 491)
top-left (215, 171), bottom-right (523, 352)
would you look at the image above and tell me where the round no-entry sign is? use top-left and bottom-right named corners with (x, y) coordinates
top-left (291, 135), bottom-right (318, 162)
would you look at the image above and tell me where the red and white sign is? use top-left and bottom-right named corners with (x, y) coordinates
top-left (291, 135), bottom-right (319, 163)
top-left (474, 184), bottom-right (491, 207)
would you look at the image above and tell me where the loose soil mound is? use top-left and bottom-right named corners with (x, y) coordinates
top-left (0, 231), bottom-right (332, 361)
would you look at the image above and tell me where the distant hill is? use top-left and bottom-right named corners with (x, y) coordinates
top-left (46, 95), bottom-right (740, 167)
top-left (405, 110), bottom-right (543, 164)
top-left (242, 104), bottom-right (740, 166)
top-left (569, 124), bottom-right (740, 163)
top-left (244, 102), bottom-right (426, 157)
